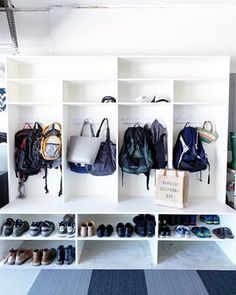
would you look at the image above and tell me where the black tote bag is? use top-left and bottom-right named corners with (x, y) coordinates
top-left (87, 118), bottom-right (116, 176)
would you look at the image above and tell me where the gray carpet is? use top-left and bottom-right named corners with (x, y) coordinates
top-left (27, 270), bottom-right (236, 295)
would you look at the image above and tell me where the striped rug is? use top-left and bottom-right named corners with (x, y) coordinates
top-left (27, 270), bottom-right (236, 295)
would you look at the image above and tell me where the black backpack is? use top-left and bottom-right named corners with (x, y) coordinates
top-left (15, 122), bottom-right (43, 198)
top-left (147, 119), bottom-right (168, 169)
top-left (119, 124), bottom-right (154, 190)
top-left (173, 123), bottom-right (210, 183)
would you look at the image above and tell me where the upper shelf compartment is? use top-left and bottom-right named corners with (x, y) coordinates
top-left (118, 79), bottom-right (172, 103)
top-left (173, 80), bottom-right (229, 104)
top-left (118, 56), bottom-right (230, 80)
top-left (7, 57), bottom-right (118, 79)
top-left (63, 80), bottom-right (117, 103)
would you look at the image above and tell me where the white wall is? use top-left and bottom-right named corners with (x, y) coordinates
top-left (1, 7), bottom-right (236, 71)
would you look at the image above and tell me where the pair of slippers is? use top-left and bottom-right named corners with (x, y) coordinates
top-left (192, 226), bottom-right (211, 238)
top-left (213, 227), bottom-right (234, 239)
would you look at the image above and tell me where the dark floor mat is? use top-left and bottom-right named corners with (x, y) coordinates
top-left (88, 270), bottom-right (148, 295)
top-left (198, 270), bottom-right (236, 295)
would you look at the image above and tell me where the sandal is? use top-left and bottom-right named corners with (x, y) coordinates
top-left (213, 228), bottom-right (225, 239)
top-left (223, 227), bottom-right (234, 239)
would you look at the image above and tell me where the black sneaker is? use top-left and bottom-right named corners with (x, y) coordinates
top-left (146, 214), bottom-right (156, 237)
top-left (63, 214), bottom-right (75, 226)
top-left (133, 215), bottom-right (146, 237)
top-left (13, 219), bottom-right (29, 237)
top-left (56, 245), bottom-right (65, 265)
top-left (97, 224), bottom-right (105, 237)
top-left (125, 223), bottom-right (133, 238)
top-left (64, 245), bottom-right (75, 265)
top-left (41, 221), bottom-right (55, 237)
top-left (104, 224), bottom-right (113, 237)
top-left (116, 223), bottom-right (125, 237)
top-left (1, 218), bottom-right (15, 237)
top-left (30, 221), bottom-right (43, 237)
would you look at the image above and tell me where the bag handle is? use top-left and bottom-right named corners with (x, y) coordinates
top-left (96, 118), bottom-right (110, 141)
top-left (203, 121), bottom-right (213, 132)
top-left (33, 122), bottom-right (42, 130)
top-left (43, 122), bottom-right (61, 137)
top-left (80, 119), bottom-right (95, 137)
top-left (23, 123), bottom-right (32, 129)
top-left (163, 169), bottom-right (179, 177)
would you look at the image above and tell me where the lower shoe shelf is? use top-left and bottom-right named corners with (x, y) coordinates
top-left (0, 240), bottom-right (76, 269)
top-left (158, 241), bottom-right (236, 270)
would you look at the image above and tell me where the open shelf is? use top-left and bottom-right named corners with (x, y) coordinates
top-left (173, 80), bottom-right (228, 104)
top-left (0, 240), bottom-right (76, 269)
top-left (1, 196), bottom-right (235, 215)
top-left (0, 214), bottom-right (75, 241)
top-left (118, 79), bottom-right (172, 103)
top-left (7, 57), bottom-right (118, 79)
top-left (63, 80), bottom-right (117, 103)
top-left (158, 241), bottom-right (236, 270)
top-left (7, 79), bottom-right (62, 103)
top-left (77, 213), bottom-right (157, 241)
top-left (77, 240), bottom-right (156, 268)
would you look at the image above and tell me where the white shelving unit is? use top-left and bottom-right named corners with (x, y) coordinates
top-left (0, 55), bottom-right (236, 269)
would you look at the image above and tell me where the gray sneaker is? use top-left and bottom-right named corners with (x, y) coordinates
top-left (66, 223), bottom-right (75, 238)
top-left (30, 221), bottom-right (43, 236)
top-left (13, 219), bottom-right (29, 237)
top-left (41, 221), bottom-right (55, 237)
top-left (58, 221), bottom-right (66, 237)
top-left (1, 218), bottom-right (15, 237)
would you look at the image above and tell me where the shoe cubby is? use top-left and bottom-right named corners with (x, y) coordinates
top-left (77, 240), bottom-right (157, 268)
top-left (0, 240), bottom-right (76, 269)
top-left (63, 80), bottom-right (117, 103)
top-left (0, 214), bottom-right (75, 240)
top-left (0, 55), bottom-right (235, 269)
top-left (77, 214), bottom-right (157, 240)
top-left (157, 241), bottom-right (236, 270)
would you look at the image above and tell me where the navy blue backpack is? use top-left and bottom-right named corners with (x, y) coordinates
top-left (173, 123), bottom-right (210, 183)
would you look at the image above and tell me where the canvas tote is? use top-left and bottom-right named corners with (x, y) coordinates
top-left (155, 169), bottom-right (189, 209)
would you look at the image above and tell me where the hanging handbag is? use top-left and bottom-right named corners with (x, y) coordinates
top-left (197, 121), bottom-right (219, 144)
top-left (68, 119), bottom-right (101, 165)
top-left (87, 118), bottom-right (116, 176)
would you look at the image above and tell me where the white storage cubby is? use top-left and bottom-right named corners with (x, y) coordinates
top-left (118, 79), bottom-right (172, 103)
top-left (118, 104), bottom-right (173, 200)
top-left (63, 80), bottom-right (117, 103)
top-left (0, 55), bottom-right (235, 269)
top-left (7, 104), bottom-right (63, 202)
top-left (7, 79), bottom-right (62, 103)
top-left (63, 103), bottom-right (118, 203)
top-left (0, 214), bottom-right (75, 241)
top-left (0, 240), bottom-right (76, 269)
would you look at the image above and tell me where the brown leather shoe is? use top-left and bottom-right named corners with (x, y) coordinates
top-left (41, 248), bottom-right (56, 265)
top-left (4, 249), bottom-right (17, 265)
top-left (15, 249), bottom-right (33, 265)
top-left (32, 249), bottom-right (43, 266)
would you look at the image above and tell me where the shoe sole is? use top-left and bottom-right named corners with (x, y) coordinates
top-left (32, 262), bottom-right (41, 266)
top-left (56, 261), bottom-right (64, 265)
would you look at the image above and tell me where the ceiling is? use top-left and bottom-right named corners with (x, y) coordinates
top-left (9, 0), bottom-right (236, 9)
